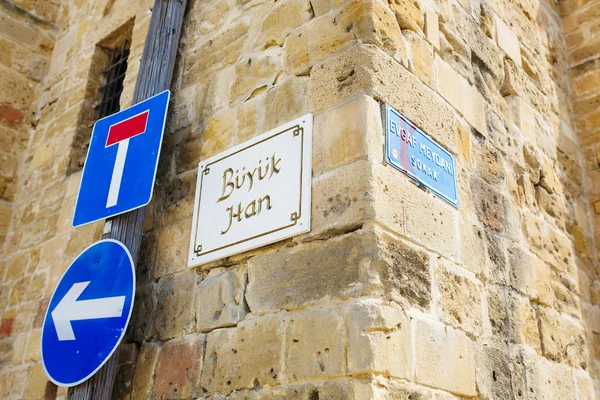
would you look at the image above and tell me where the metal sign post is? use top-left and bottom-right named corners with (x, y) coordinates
top-left (67, 1), bottom-right (187, 399)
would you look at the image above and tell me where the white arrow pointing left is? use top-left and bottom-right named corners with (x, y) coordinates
top-left (51, 281), bottom-right (126, 341)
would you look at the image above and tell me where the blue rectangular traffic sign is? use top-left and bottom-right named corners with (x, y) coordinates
top-left (73, 90), bottom-right (170, 227)
top-left (385, 104), bottom-right (458, 207)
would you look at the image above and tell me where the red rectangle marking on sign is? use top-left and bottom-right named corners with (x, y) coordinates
top-left (106, 110), bottom-right (149, 147)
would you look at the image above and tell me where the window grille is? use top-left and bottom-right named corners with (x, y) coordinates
top-left (96, 40), bottom-right (130, 119)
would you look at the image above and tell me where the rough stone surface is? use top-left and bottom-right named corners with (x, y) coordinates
top-left (196, 268), bottom-right (247, 333)
top-left (347, 299), bottom-right (412, 379)
top-left (414, 318), bottom-right (476, 396)
top-left (154, 272), bottom-right (197, 340)
top-left (246, 230), bottom-right (373, 313)
top-left (132, 342), bottom-right (161, 400)
top-left (154, 334), bottom-right (204, 399)
top-left (285, 307), bottom-right (346, 380)
top-left (201, 316), bottom-right (284, 395)
top-left (435, 259), bottom-right (483, 336)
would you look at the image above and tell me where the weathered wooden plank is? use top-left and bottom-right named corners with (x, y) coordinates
top-left (67, 1), bottom-right (187, 399)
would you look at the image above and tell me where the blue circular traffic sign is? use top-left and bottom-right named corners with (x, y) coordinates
top-left (41, 239), bottom-right (135, 387)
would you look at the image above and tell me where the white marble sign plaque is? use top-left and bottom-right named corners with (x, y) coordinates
top-left (188, 114), bottom-right (313, 267)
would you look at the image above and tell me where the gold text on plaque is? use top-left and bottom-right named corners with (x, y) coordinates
top-left (219, 153), bottom-right (282, 235)
top-left (217, 153), bottom-right (282, 202)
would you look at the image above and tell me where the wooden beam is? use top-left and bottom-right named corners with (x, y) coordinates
top-left (67, 0), bottom-right (187, 398)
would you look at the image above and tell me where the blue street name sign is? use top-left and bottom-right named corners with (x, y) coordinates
top-left (385, 104), bottom-right (459, 207)
top-left (41, 240), bottom-right (135, 387)
top-left (72, 90), bottom-right (170, 227)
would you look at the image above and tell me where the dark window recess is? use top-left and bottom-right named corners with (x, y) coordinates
top-left (96, 40), bottom-right (130, 119)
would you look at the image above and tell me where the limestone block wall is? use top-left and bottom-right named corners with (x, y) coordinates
top-left (562, 0), bottom-right (600, 271)
top-left (0, 0), bottom-right (153, 398)
top-left (0, 0), bottom-right (58, 248)
top-left (0, 0), bottom-right (599, 399)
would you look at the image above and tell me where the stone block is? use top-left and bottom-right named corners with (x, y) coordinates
top-left (23, 363), bottom-right (49, 400)
top-left (259, 0), bottom-right (312, 47)
top-left (388, 0), bottom-right (422, 32)
top-left (309, 160), bottom-right (376, 237)
top-left (11, 332), bottom-right (27, 365)
top-left (132, 342), bottom-right (161, 400)
top-left (230, 48), bottom-right (282, 104)
top-left (200, 107), bottom-right (235, 160)
top-left (3, 251), bottom-right (29, 282)
top-left (463, 84), bottom-right (488, 136)
top-left (574, 370), bottom-right (595, 400)
top-left (234, 97), bottom-right (259, 144)
top-left (458, 217), bottom-right (486, 277)
top-left (495, 16), bottom-right (522, 67)
top-left (127, 285), bottom-right (156, 344)
top-left (64, 170), bottom-right (82, 198)
top-left (154, 222), bottom-right (190, 278)
top-left (25, 273), bottom-right (46, 301)
top-left (309, 0), bottom-right (333, 16)
top-left (337, 0), bottom-right (404, 57)
top-left (13, 302), bottom-right (37, 333)
top-left (538, 306), bottom-right (587, 369)
top-left (185, 18), bottom-right (250, 81)
top-left (24, 329), bottom-right (41, 362)
top-left (506, 95), bottom-right (536, 142)
top-left (472, 142), bottom-right (505, 185)
top-left (435, 259), bottom-right (483, 336)
top-left (0, 200), bottom-right (11, 239)
top-left (154, 272), bottom-right (197, 340)
top-left (30, 141), bottom-right (53, 169)
top-left (0, 367), bottom-right (27, 399)
top-left (414, 318), bottom-right (476, 396)
top-left (508, 247), bottom-right (552, 305)
top-left (56, 196), bottom-right (76, 234)
top-left (284, 12), bottom-right (353, 75)
top-left (373, 163), bottom-right (459, 261)
top-left (406, 30), bottom-right (434, 88)
top-left (246, 229), bottom-right (373, 313)
top-left (286, 307), bottom-right (346, 380)
top-left (347, 299), bottom-right (412, 379)
top-left (476, 344), bottom-right (523, 400)
top-left (196, 268), bottom-right (247, 333)
top-left (0, 65), bottom-right (34, 111)
top-left (424, 11), bottom-right (440, 50)
top-left (517, 348), bottom-right (577, 400)
top-left (435, 56), bottom-right (465, 115)
top-left (371, 233), bottom-right (432, 309)
top-left (0, 152), bottom-right (16, 180)
top-left (471, 177), bottom-right (505, 231)
top-left (508, 293), bottom-right (542, 352)
top-left (313, 95), bottom-right (379, 174)
top-left (309, 44), bottom-right (375, 113)
top-left (199, 65), bottom-right (234, 119)
top-left (0, 103), bottom-right (25, 127)
top-left (201, 316), bottom-right (284, 394)
top-left (154, 334), bottom-right (204, 399)
top-left (263, 77), bottom-right (308, 132)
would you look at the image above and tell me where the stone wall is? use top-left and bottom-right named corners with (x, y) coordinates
top-left (0, 0), bottom-right (153, 398)
top-left (0, 0), bottom-right (599, 399)
top-left (562, 0), bottom-right (600, 278)
top-left (0, 0), bottom-right (58, 248)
